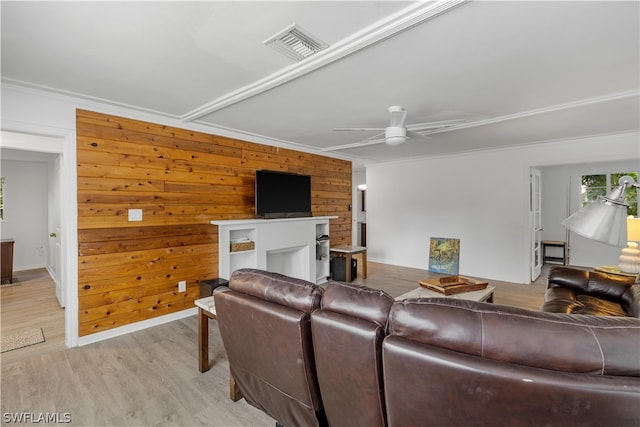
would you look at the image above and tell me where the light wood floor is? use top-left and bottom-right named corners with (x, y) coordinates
top-left (1, 269), bottom-right (66, 366)
top-left (1, 262), bottom-right (551, 426)
top-left (1, 310), bottom-right (275, 426)
top-left (349, 261), bottom-right (549, 311)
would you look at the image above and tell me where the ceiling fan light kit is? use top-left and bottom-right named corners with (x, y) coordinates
top-left (384, 126), bottom-right (407, 146)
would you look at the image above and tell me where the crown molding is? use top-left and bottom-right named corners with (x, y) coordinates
top-left (1, 78), bottom-right (181, 120)
top-left (422, 90), bottom-right (640, 136)
top-left (0, 81), bottom-right (359, 163)
top-left (180, 0), bottom-right (468, 122)
top-left (363, 129), bottom-right (640, 169)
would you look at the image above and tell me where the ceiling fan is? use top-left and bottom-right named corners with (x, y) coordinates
top-left (322, 106), bottom-right (464, 151)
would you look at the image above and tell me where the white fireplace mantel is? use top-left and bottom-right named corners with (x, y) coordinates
top-left (211, 216), bottom-right (338, 283)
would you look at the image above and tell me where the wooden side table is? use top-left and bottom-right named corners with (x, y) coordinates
top-left (195, 296), bottom-right (217, 373)
top-left (542, 240), bottom-right (566, 265)
top-left (330, 245), bottom-right (367, 282)
top-left (194, 296), bottom-right (242, 401)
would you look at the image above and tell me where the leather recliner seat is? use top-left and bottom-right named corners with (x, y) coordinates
top-left (214, 268), bottom-right (326, 427)
top-left (311, 281), bottom-right (394, 427)
top-left (541, 267), bottom-right (640, 317)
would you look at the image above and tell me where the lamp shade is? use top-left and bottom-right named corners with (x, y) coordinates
top-left (562, 195), bottom-right (629, 247)
top-left (619, 217), bottom-right (640, 273)
top-left (628, 217), bottom-right (640, 242)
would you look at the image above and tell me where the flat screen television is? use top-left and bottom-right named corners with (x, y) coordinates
top-left (255, 170), bottom-right (312, 219)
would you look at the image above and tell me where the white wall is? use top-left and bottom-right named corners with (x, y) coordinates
top-left (541, 160), bottom-right (639, 268)
top-left (366, 132), bottom-right (640, 284)
top-left (0, 160), bottom-right (49, 270)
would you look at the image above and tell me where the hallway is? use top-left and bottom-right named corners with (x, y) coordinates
top-left (1, 269), bottom-right (65, 366)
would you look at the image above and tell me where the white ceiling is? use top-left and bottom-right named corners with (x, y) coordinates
top-left (2, 1), bottom-right (639, 167)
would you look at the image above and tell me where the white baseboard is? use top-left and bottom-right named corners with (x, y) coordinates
top-left (77, 308), bottom-right (197, 347)
top-left (15, 263), bottom-right (47, 272)
top-left (367, 257), bottom-right (417, 269)
top-left (45, 265), bottom-right (59, 286)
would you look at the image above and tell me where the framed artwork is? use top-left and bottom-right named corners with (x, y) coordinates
top-left (428, 237), bottom-right (460, 275)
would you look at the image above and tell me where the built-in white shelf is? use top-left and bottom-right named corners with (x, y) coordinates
top-left (211, 216), bottom-right (338, 284)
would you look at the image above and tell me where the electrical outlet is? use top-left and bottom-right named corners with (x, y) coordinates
top-left (178, 280), bottom-right (187, 292)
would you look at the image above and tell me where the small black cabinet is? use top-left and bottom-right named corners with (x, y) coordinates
top-left (200, 278), bottom-right (229, 297)
top-left (331, 257), bottom-right (357, 282)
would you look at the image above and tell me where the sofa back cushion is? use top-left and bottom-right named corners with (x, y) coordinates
top-left (388, 298), bottom-right (640, 376)
top-left (319, 280), bottom-right (392, 327)
top-left (311, 282), bottom-right (394, 427)
top-left (586, 271), bottom-right (636, 301)
top-left (548, 266), bottom-right (589, 291)
top-left (228, 268), bottom-right (323, 313)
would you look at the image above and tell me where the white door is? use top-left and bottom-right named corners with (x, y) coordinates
top-left (53, 226), bottom-right (63, 306)
top-left (530, 168), bottom-right (542, 281)
top-left (53, 155), bottom-right (64, 307)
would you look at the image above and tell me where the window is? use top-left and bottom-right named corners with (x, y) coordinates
top-left (581, 172), bottom-right (638, 216)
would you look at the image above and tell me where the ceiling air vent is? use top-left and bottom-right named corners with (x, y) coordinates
top-left (263, 24), bottom-right (328, 61)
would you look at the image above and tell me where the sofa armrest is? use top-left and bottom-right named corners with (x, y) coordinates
top-left (621, 285), bottom-right (640, 318)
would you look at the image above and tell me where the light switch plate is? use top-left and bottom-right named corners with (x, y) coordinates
top-left (128, 209), bottom-right (143, 221)
top-left (178, 280), bottom-right (187, 292)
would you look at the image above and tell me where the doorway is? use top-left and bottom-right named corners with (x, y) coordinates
top-left (1, 145), bottom-right (62, 300)
top-left (0, 130), bottom-right (73, 347)
top-left (353, 169), bottom-right (367, 247)
top-left (530, 167), bottom-right (542, 281)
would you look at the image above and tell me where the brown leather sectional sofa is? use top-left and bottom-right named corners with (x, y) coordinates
top-left (541, 266), bottom-right (640, 317)
top-left (214, 268), bottom-right (640, 427)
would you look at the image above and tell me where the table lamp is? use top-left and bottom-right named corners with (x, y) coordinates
top-left (619, 216), bottom-right (640, 274)
top-left (561, 176), bottom-right (633, 247)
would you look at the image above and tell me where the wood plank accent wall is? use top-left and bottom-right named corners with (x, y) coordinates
top-left (76, 109), bottom-right (352, 336)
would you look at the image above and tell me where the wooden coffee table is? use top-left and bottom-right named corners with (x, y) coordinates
top-left (395, 285), bottom-right (495, 303)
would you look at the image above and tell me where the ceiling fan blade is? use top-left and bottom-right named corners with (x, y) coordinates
top-left (333, 127), bottom-right (385, 132)
top-left (406, 130), bottom-right (432, 141)
top-left (388, 107), bottom-right (407, 128)
top-left (406, 119), bottom-right (466, 131)
top-left (320, 138), bottom-right (386, 151)
top-left (321, 132), bottom-right (386, 151)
